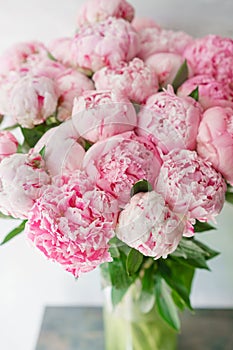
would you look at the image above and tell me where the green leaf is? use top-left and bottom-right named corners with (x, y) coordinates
top-left (188, 86), bottom-right (199, 101)
top-left (126, 248), bottom-right (143, 276)
top-left (47, 51), bottom-right (57, 61)
top-left (225, 191), bottom-right (233, 204)
top-left (84, 140), bottom-right (93, 152)
top-left (0, 220), bottom-right (27, 245)
top-left (158, 260), bottom-right (193, 310)
top-left (155, 276), bottom-right (180, 331)
top-left (130, 179), bottom-right (153, 197)
top-left (172, 60), bottom-right (189, 92)
top-left (39, 145), bottom-right (46, 158)
top-left (108, 256), bottom-right (134, 290)
top-left (194, 220), bottom-right (216, 233)
top-left (111, 287), bottom-right (128, 307)
top-left (192, 239), bottom-right (219, 260)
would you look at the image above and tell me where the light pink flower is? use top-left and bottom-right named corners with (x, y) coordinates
top-left (34, 120), bottom-right (85, 177)
top-left (156, 149), bottom-right (226, 222)
top-left (47, 37), bottom-right (74, 67)
top-left (184, 35), bottom-right (233, 88)
top-left (26, 171), bottom-right (119, 277)
top-left (71, 17), bottom-right (140, 72)
top-left (0, 131), bottom-right (18, 161)
top-left (116, 191), bottom-right (185, 259)
top-left (93, 58), bottom-right (158, 103)
top-left (83, 131), bottom-right (162, 207)
top-left (138, 27), bottom-right (193, 60)
top-left (72, 90), bottom-right (137, 142)
top-left (131, 17), bottom-right (161, 32)
top-left (0, 41), bottom-right (47, 75)
top-left (55, 69), bottom-right (95, 121)
top-left (9, 75), bottom-right (58, 128)
top-left (146, 52), bottom-right (193, 87)
top-left (197, 106), bottom-right (233, 185)
top-left (76, 0), bottom-right (135, 27)
top-left (0, 152), bottom-right (50, 219)
top-left (137, 85), bottom-right (202, 154)
top-left (177, 75), bottom-right (233, 110)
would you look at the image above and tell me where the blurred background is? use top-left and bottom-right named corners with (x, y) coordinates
top-left (0, 1), bottom-right (232, 349)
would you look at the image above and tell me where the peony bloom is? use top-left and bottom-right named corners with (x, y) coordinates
top-left (0, 41), bottom-right (47, 75)
top-left (72, 90), bottom-right (137, 142)
top-left (93, 58), bottom-right (158, 103)
top-left (71, 17), bottom-right (140, 72)
top-left (55, 69), bottom-right (95, 121)
top-left (0, 131), bottom-right (18, 161)
top-left (47, 37), bottom-right (74, 67)
top-left (76, 0), bottom-right (135, 27)
top-left (0, 152), bottom-right (50, 219)
top-left (145, 52), bottom-right (193, 87)
top-left (156, 149), bottom-right (226, 222)
top-left (83, 131), bottom-right (162, 207)
top-left (26, 171), bottom-right (119, 277)
top-left (138, 27), bottom-right (193, 60)
top-left (177, 75), bottom-right (233, 110)
top-left (137, 85), bottom-right (202, 154)
top-left (131, 17), bottom-right (161, 32)
top-left (116, 191), bottom-right (186, 259)
top-left (34, 119), bottom-right (85, 177)
top-left (197, 106), bottom-right (233, 185)
top-left (8, 75), bottom-right (58, 128)
top-left (184, 35), bottom-right (233, 88)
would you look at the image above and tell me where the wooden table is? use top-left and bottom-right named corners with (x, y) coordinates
top-left (36, 307), bottom-right (233, 350)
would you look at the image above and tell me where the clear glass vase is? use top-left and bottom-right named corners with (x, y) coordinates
top-left (102, 283), bottom-right (177, 350)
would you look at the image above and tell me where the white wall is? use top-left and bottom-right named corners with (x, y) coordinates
top-left (0, 1), bottom-right (232, 350)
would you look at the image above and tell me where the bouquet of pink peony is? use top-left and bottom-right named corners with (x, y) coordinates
top-left (0, 0), bottom-right (232, 349)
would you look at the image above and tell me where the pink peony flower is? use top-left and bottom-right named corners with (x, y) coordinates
top-left (184, 35), bottom-right (233, 88)
top-left (71, 17), bottom-right (140, 72)
top-left (26, 171), bottom-right (119, 277)
top-left (177, 75), bottom-right (233, 110)
top-left (197, 106), bottom-right (233, 185)
top-left (55, 69), bottom-right (95, 121)
top-left (116, 191), bottom-right (186, 259)
top-left (34, 119), bottom-right (85, 177)
top-left (0, 41), bottom-right (47, 75)
top-left (0, 131), bottom-right (18, 161)
top-left (137, 85), bottom-right (202, 154)
top-left (156, 149), bottom-right (226, 222)
top-left (8, 75), bottom-right (58, 128)
top-left (0, 152), bottom-right (50, 219)
top-left (145, 52), bottom-right (193, 87)
top-left (72, 90), bottom-right (137, 142)
top-left (93, 58), bottom-right (158, 103)
top-left (47, 37), bottom-right (74, 67)
top-left (82, 131), bottom-right (162, 207)
top-left (76, 0), bottom-right (135, 27)
top-left (138, 27), bottom-right (193, 60)
top-left (131, 17), bottom-right (161, 32)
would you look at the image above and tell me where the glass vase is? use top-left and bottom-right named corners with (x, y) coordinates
top-left (102, 282), bottom-right (177, 350)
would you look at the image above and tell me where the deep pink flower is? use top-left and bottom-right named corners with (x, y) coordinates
top-left (177, 75), bottom-right (233, 110)
top-left (116, 191), bottom-right (186, 259)
top-left (71, 17), bottom-right (140, 72)
top-left (76, 0), bottom-right (135, 27)
top-left (82, 131), bottom-right (162, 207)
top-left (197, 106), bottom-right (233, 185)
top-left (156, 149), bottom-right (226, 222)
top-left (72, 90), bottom-right (137, 142)
top-left (184, 35), bottom-right (233, 88)
top-left (93, 58), bottom-right (158, 103)
top-left (26, 171), bottom-right (119, 277)
top-left (0, 152), bottom-right (50, 219)
top-left (137, 85), bottom-right (202, 154)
